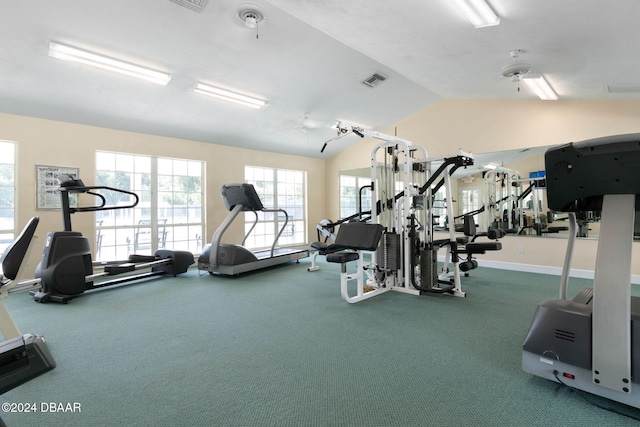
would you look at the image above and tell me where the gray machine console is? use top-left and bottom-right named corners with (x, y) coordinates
top-left (545, 133), bottom-right (640, 212)
top-left (219, 184), bottom-right (264, 212)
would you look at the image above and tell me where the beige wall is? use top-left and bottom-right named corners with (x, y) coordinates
top-left (1, 113), bottom-right (325, 278)
top-left (6, 98), bottom-right (640, 280)
top-left (326, 99), bottom-right (640, 276)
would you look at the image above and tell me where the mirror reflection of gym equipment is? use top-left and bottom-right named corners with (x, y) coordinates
top-left (198, 183), bottom-right (309, 276)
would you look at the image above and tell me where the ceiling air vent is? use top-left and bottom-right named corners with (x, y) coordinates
top-left (169, 0), bottom-right (208, 12)
top-left (362, 73), bottom-right (387, 88)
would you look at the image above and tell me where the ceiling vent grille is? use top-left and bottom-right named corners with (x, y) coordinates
top-left (169, 0), bottom-right (208, 12)
top-left (362, 73), bottom-right (387, 88)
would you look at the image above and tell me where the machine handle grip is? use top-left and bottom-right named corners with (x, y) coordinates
top-left (65, 186), bottom-right (140, 213)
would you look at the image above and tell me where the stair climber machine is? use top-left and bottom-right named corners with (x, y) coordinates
top-left (32, 176), bottom-right (194, 303)
top-left (323, 122), bottom-right (479, 303)
top-left (0, 217), bottom-right (56, 419)
top-left (522, 134), bottom-right (640, 409)
top-left (198, 183), bottom-right (309, 275)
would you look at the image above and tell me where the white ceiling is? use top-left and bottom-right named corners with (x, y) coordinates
top-left (2, 1), bottom-right (639, 159)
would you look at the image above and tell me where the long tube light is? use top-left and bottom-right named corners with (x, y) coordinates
top-left (523, 75), bottom-right (558, 101)
top-left (48, 42), bottom-right (171, 86)
top-left (448, 0), bottom-right (500, 28)
top-left (193, 83), bottom-right (268, 110)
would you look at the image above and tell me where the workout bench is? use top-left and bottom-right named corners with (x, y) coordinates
top-left (325, 223), bottom-right (386, 303)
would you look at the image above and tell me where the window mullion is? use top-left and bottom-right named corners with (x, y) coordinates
top-left (150, 159), bottom-right (159, 252)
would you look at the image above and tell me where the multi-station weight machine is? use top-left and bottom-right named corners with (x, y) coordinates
top-left (322, 122), bottom-right (495, 303)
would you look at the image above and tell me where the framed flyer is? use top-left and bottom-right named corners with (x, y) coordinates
top-left (36, 165), bottom-right (79, 210)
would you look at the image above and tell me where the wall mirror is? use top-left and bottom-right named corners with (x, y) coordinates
top-left (340, 145), bottom-right (606, 239)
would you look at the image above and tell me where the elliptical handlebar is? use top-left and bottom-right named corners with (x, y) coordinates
top-left (58, 175), bottom-right (140, 231)
top-left (62, 186), bottom-right (140, 213)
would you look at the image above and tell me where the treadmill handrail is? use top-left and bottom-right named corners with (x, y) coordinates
top-left (241, 211), bottom-right (259, 247)
top-left (209, 202), bottom-right (291, 268)
top-left (559, 212), bottom-right (577, 300)
top-left (209, 204), bottom-right (244, 269)
top-left (262, 208), bottom-right (289, 258)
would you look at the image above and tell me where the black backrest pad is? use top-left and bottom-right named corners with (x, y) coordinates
top-left (219, 184), bottom-right (264, 212)
top-left (545, 134), bottom-right (640, 212)
top-left (0, 217), bottom-right (39, 281)
top-left (463, 215), bottom-right (476, 237)
top-left (334, 223), bottom-right (384, 251)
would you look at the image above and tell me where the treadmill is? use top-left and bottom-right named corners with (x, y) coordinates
top-left (522, 134), bottom-right (640, 408)
top-left (198, 184), bottom-right (309, 275)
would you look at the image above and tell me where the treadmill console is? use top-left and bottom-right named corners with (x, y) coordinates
top-left (220, 184), bottom-right (264, 212)
top-left (545, 133), bottom-right (640, 212)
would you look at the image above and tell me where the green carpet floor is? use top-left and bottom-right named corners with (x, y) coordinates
top-left (2, 258), bottom-right (640, 426)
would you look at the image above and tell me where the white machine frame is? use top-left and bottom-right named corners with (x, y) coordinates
top-left (331, 122), bottom-right (473, 303)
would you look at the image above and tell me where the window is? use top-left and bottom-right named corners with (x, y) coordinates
top-left (0, 141), bottom-right (15, 254)
top-left (95, 152), bottom-right (204, 261)
top-left (339, 175), bottom-right (371, 219)
top-left (432, 187), bottom-right (447, 228)
top-left (244, 166), bottom-right (306, 249)
top-left (459, 187), bottom-right (480, 223)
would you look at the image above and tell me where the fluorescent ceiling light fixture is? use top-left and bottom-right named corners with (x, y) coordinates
top-left (193, 83), bottom-right (268, 109)
top-left (48, 42), bottom-right (171, 86)
top-left (523, 75), bottom-right (558, 100)
top-left (448, 0), bottom-right (500, 28)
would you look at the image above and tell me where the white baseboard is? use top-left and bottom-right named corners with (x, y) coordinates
top-left (438, 256), bottom-right (640, 285)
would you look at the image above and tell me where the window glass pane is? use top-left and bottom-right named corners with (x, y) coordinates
top-left (244, 166), bottom-right (306, 249)
top-left (115, 154), bottom-right (134, 172)
top-left (187, 161), bottom-right (201, 177)
top-left (172, 159), bottom-right (188, 176)
top-left (157, 158), bottom-right (172, 174)
top-left (135, 156), bottom-right (151, 173)
top-left (0, 141), bottom-right (15, 253)
top-left (96, 151), bottom-right (204, 261)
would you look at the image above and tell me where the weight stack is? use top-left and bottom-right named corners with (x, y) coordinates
top-left (376, 232), bottom-right (400, 270)
top-left (419, 248), bottom-right (438, 289)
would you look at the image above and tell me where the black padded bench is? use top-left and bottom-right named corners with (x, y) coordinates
top-left (325, 223), bottom-right (387, 303)
top-left (459, 215), bottom-right (502, 253)
top-left (326, 223), bottom-right (384, 267)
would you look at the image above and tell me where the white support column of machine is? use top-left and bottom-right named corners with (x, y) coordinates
top-left (443, 166), bottom-right (464, 297)
top-left (592, 193), bottom-right (635, 393)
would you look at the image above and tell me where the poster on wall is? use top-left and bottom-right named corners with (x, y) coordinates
top-left (35, 165), bottom-right (79, 210)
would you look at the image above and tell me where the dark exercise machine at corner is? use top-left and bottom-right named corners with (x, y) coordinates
top-left (30, 175), bottom-right (194, 304)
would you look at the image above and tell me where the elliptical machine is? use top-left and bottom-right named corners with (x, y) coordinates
top-left (32, 175), bottom-right (194, 303)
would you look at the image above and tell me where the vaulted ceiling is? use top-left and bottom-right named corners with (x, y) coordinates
top-left (2, 1), bottom-right (638, 158)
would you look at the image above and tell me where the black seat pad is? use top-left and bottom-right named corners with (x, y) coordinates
top-left (326, 252), bottom-right (360, 264)
top-left (463, 242), bottom-right (502, 253)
